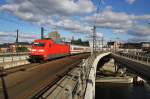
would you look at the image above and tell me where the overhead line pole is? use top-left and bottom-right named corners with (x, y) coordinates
top-left (92, 0), bottom-right (102, 54)
top-left (16, 29), bottom-right (19, 53)
top-left (41, 27), bottom-right (44, 39)
top-left (102, 37), bottom-right (103, 52)
top-left (92, 25), bottom-right (96, 54)
top-left (16, 29), bottom-right (19, 44)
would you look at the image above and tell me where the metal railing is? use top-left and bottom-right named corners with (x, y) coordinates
top-left (56, 55), bottom-right (95, 99)
top-left (116, 52), bottom-right (150, 65)
top-left (0, 52), bottom-right (29, 57)
top-left (32, 54), bottom-right (96, 99)
top-left (0, 55), bottom-right (29, 63)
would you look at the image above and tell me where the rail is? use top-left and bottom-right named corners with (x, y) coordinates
top-left (31, 53), bottom-right (95, 99)
top-left (53, 56), bottom-right (96, 99)
top-left (50, 52), bottom-right (107, 99)
top-left (31, 60), bottom-right (82, 98)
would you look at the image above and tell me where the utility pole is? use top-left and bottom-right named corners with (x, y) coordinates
top-left (98, 39), bottom-right (101, 51)
top-left (16, 29), bottom-right (19, 52)
top-left (16, 29), bottom-right (19, 44)
top-left (102, 37), bottom-right (103, 52)
top-left (41, 27), bottom-right (44, 39)
top-left (92, 25), bottom-right (96, 54)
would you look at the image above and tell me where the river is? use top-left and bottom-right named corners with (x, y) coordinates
top-left (96, 82), bottom-right (150, 99)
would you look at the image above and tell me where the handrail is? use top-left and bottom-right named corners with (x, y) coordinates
top-left (0, 52), bottom-right (29, 57)
top-left (115, 52), bottom-right (150, 64)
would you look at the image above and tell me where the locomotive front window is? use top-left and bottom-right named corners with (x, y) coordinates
top-left (33, 42), bottom-right (45, 47)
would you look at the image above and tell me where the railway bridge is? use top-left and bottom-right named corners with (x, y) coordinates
top-left (111, 53), bottom-right (150, 81)
top-left (0, 52), bottom-right (150, 99)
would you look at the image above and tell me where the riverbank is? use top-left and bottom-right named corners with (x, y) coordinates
top-left (96, 58), bottom-right (150, 99)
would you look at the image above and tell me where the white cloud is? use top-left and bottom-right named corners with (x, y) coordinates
top-left (84, 6), bottom-right (150, 38)
top-left (127, 37), bottom-right (150, 43)
top-left (131, 15), bottom-right (150, 20)
top-left (0, 0), bottom-right (95, 21)
top-left (54, 18), bottom-right (93, 33)
top-left (126, 0), bottom-right (136, 5)
top-left (112, 29), bottom-right (127, 34)
top-left (0, 1), bottom-right (150, 43)
top-left (8, 0), bottom-right (95, 14)
top-left (84, 6), bottom-right (134, 29)
top-left (0, 31), bottom-right (39, 43)
top-left (128, 25), bottom-right (150, 37)
top-left (0, 0), bottom-right (95, 35)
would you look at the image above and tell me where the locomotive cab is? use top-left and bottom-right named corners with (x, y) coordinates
top-left (29, 39), bottom-right (70, 63)
top-left (29, 39), bottom-right (52, 62)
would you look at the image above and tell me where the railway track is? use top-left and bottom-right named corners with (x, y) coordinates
top-left (31, 60), bottom-right (81, 99)
top-left (0, 53), bottom-right (90, 99)
top-left (1, 53), bottom-right (90, 75)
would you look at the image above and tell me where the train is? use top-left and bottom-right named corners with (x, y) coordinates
top-left (29, 39), bottom-right (91, 62)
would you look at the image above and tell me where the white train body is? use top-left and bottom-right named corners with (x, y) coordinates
top-left (70, 45), bottom-right (91, 54)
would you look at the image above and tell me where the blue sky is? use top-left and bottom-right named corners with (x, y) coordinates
top-left (103, 0), bottom-right (150, 15)
top-left (0, 0), bottom-right (150, 43)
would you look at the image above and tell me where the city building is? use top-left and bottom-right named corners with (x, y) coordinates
top-left (48, 31), bottom-right (61, 41)
top-left (141, 42), bottom-right (150, 51)
top-left (0, 44), bottom-right (9, 52)
top-left (107, 41), bottom-right (121, 51)
top-left (122, 43), bottom-right (141, 49)
top-left (0, 42), bottom-right (31, 53)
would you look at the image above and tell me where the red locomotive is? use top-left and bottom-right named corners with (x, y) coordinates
top-left (29, 39), bottom-right (91, 63)
top-left (29, 39), bottom-right (70, 62)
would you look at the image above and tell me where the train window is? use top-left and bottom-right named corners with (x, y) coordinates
top-left (33, 42), bottom-right (45, 47)
top-left (73, 47), bottom-right (84, 50)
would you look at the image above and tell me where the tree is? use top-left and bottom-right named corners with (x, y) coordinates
top-left (71, 38), bottom-right (89, 46)
top-left (16, 47), bottom-right (29, 52)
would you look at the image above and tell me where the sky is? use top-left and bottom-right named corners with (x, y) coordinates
top-left (0, 0), bottom-right (150, 43)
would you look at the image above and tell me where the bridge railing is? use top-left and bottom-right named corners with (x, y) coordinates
top-left (0, 52), bottom-right (29, 69)
top-left (32, 54), bottom-right (96, 99)
top-left (30, 52), bottom-right (109, 99)
top-left (115, 52), bottom-right (150, 65)
top-left (0, 55), bottom-right (29, 63)
top-left (0, 52), bottom-right (29, 57)
top-left (54, 55), bottom-right (96, 99)
top-left (0, 52), bottom-right (29, 62)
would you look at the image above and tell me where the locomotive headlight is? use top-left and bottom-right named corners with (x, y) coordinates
top-left (39, 49), bottom-right (44, 52)
top-left (31, 49), bottom-right (36, 51)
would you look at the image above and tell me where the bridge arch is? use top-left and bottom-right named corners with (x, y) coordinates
top-left (84, 52), bottom-right (110, 99)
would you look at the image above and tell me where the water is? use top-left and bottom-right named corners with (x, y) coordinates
top-left (96, 83), bottom-right (150, 99)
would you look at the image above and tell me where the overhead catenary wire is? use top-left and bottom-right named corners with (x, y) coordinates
top-left (94, 0), bottom-right (102, 26)
top-left (92, 0), bottom-right (103, 53)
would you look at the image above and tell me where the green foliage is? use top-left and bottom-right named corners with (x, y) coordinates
top-left (71, 38), bottom-right (89, 46)
top-left (16, 47), bottom-right (29, 52)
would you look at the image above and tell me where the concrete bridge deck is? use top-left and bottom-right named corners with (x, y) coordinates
top-left (112, 53), bottom-right (150, 81)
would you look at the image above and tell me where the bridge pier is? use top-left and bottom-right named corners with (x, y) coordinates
top-left (114, 60), bottom-right (127, 77)
top-left (84, 52), bottom-right (111, 99)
